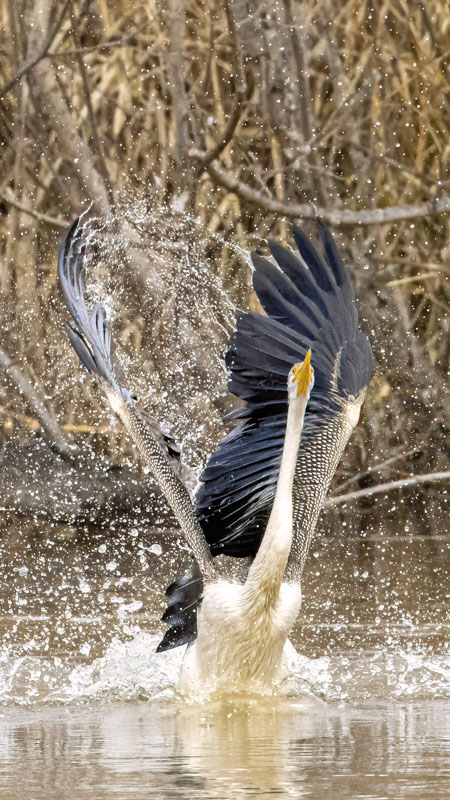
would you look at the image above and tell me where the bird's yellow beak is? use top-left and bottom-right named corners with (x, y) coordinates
top-left (291, 349), bottom-right (313, 397)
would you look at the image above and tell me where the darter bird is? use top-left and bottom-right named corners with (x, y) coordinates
top-left (58, 217), bottom-right (372, 698)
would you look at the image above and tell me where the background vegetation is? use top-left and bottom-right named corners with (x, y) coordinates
top-left (0, 0), bottom-right (448, 535)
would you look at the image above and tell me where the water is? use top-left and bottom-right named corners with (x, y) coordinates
top-left (1, 700), bottom-right (449, 799)
top-left (0, 521), bottom-right (448, 798)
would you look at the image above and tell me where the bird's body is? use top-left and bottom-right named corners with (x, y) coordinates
top-left (180, 581), bottom-right (302, 696)
top-left (58, 216), bottom-right (372, 699)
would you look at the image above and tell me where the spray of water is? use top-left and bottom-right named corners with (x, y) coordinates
top-left (73, 191), bottom-right (251, 468)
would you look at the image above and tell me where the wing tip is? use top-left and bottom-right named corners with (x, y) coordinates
top-left (58, 218), bottom-right (125, 394)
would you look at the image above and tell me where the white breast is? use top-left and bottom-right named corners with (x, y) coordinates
top-left (178, 579), bottom-right (302, 700)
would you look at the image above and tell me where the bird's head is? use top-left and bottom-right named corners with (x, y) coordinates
top-left (288, 349), bottom-right (314, 402)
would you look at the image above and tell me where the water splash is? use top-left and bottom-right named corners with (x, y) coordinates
top-left (0, 630), bottom-right (448, 706)
top-left (70, 193), bottom-right (249, 467)
top-left (286, 647), bottom-right (450, 703)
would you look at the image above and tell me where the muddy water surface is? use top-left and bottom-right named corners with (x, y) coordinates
top-left (0, 521), bottom-right (448, 799)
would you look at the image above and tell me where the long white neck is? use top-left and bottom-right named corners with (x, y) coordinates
top-left (245, 392), bottom-right (308, 604)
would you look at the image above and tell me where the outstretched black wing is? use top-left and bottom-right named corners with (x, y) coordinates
top-left (196, 221), bottom-right (373, 556)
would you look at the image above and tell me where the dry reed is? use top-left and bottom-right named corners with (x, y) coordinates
top-left (0, 0), bottom-right (448, 530)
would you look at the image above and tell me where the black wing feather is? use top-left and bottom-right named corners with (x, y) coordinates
top-left (195, 222), bottom-right (373, 557)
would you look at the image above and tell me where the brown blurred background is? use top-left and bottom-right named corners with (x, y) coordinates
top-left (0, 0), bottom-right (448, 536)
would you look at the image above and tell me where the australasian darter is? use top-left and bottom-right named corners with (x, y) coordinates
top-left (58, 217), bottom-right (372, 698)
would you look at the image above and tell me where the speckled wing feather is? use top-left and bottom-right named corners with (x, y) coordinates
top-left (58, 217), bottom-right (215, 580)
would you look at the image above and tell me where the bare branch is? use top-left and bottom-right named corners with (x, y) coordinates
top-left (206, 160), bottom-right (450, 226)
top-left (1, 193), bottom-right (67, 228)
top-left (69, 3), bottom-right (115, 209)
top-left (191, 3), bottom-right (247, 173)
top-left (26, 39), bottom-right (110, 212)
top-left (325, 472), bottom-right (450, 507)
top-left (335, 449), bottom-right (420, 492)
top-left (0, 0), bottom-right (70, 98)
top-left (194, 96), bottom-right (245, 169)
top-left (282, 0), bottom-right (326, 206)
top-left (166, 0), bottom-right (190, 169)
top-left (0, 346), bottom-right (75, 458)
top-left (224, 1), bottom-right (245, 89)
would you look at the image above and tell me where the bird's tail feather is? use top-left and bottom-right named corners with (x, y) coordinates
top-left (156, 564), bottom-right (203, 652)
